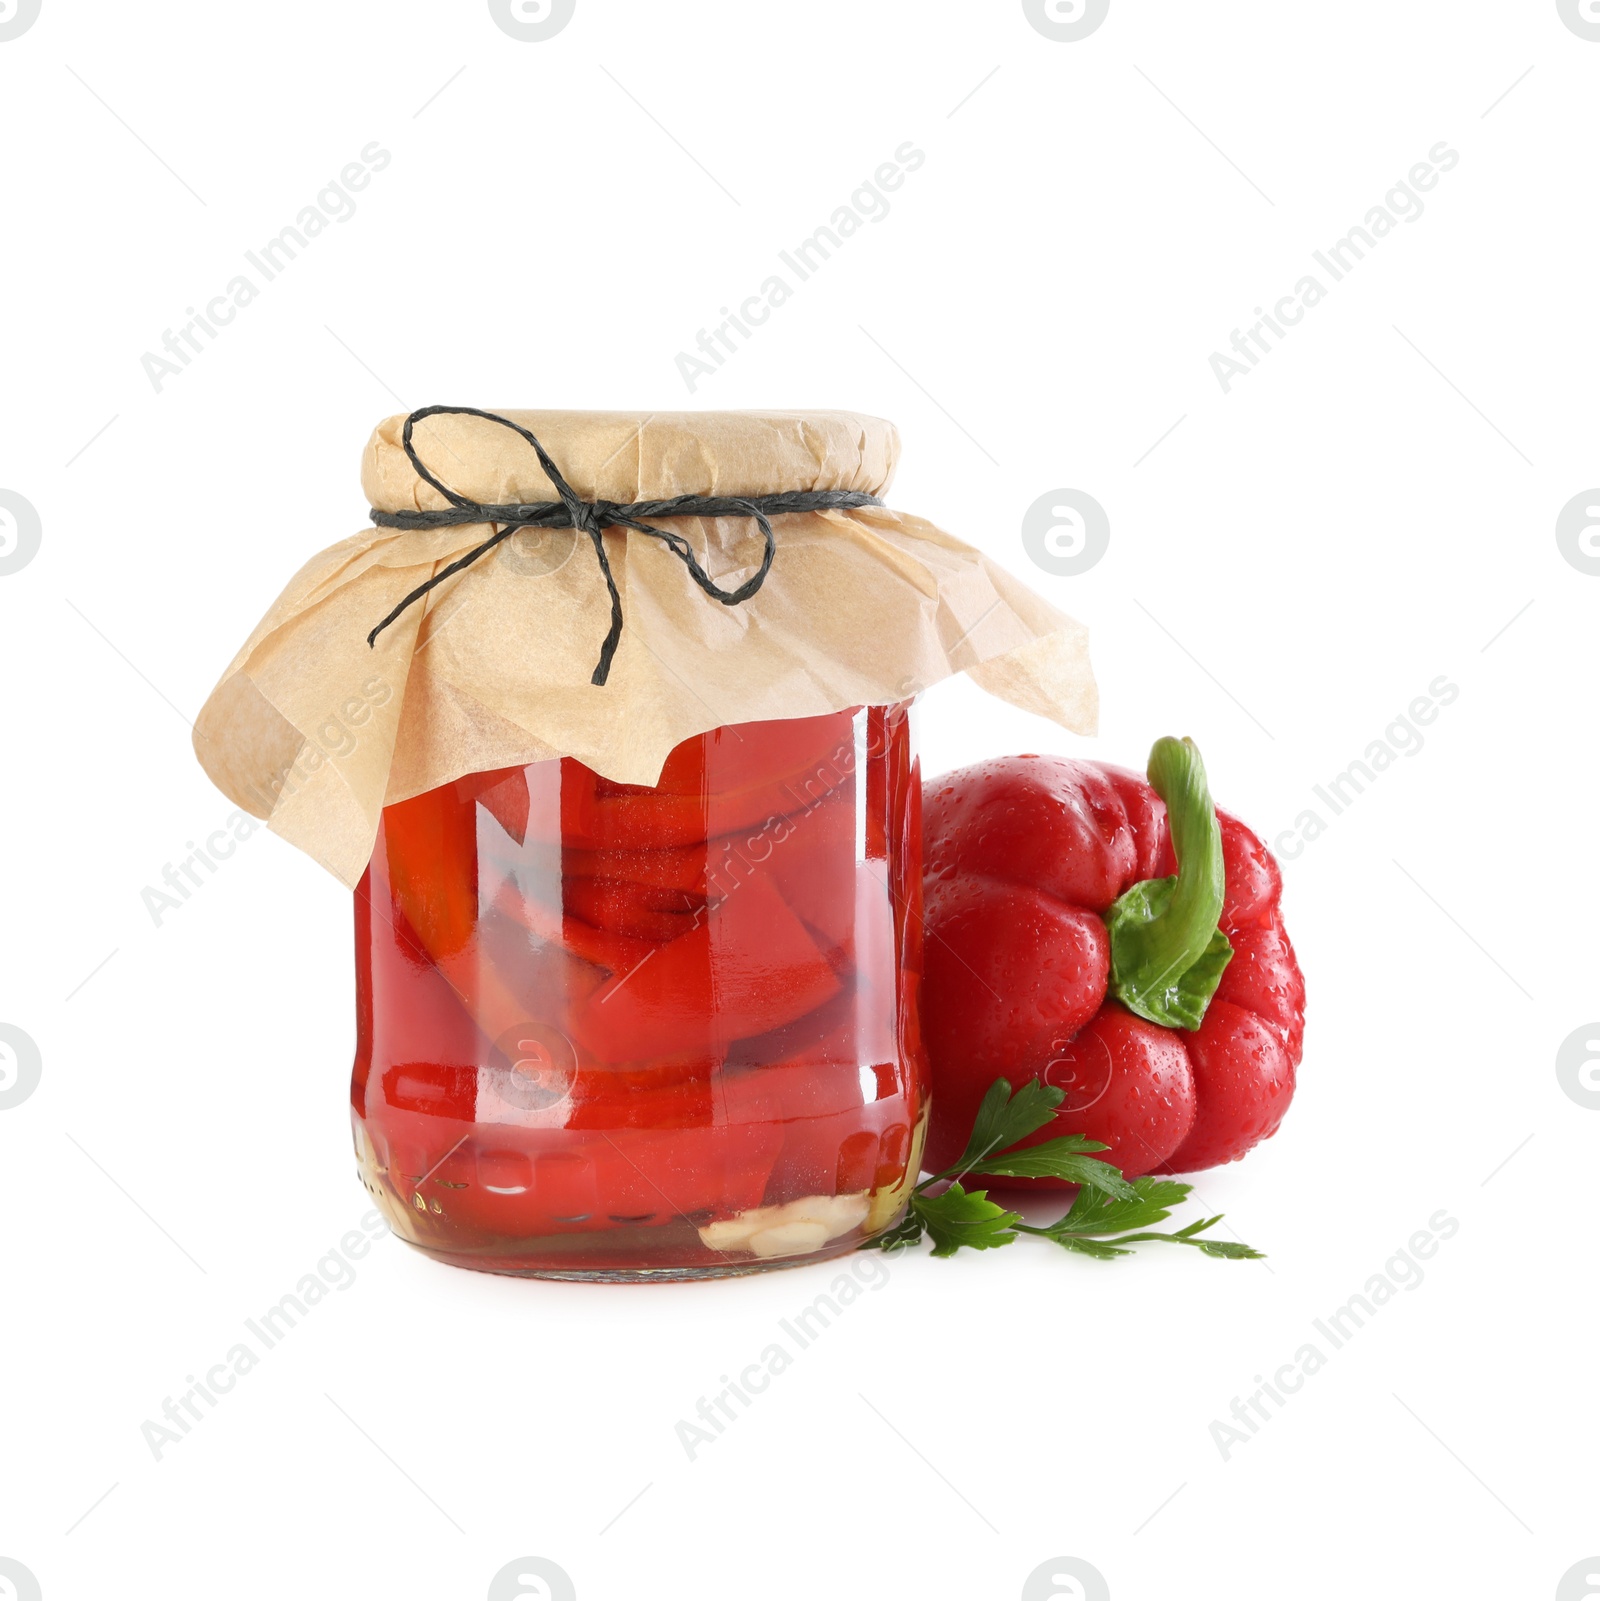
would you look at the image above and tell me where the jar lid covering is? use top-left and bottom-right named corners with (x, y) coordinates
top-left (362, 408), bottom-right (900, 510)
top-left (194, 407), bottom-right (1097, 885)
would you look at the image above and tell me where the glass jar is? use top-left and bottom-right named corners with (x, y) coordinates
top-left (192, 405), bottom-right (1096, 1285)
top-left (350, 702), bottom-right (927, 1279)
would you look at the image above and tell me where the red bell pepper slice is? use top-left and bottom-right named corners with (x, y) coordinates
top-left (734, 785), bottom-right (856, 951)
top-left (381, 783), bottom-right (479, 959)
top-left (387, 1063), bottom-right (786, 1239)
top-left (562, 839), bottom-right (708, 895)
top-left (380, 786), bottom-right (607, 1049)
top-left (519, 711), bottom-right (860, 850)
top-left (488, 878), bottom-right (656, 978)
top-left (571, 869), bottom-right (841, 1062)
top-left (561, 876), bottom-right (704, 944)
top-left (645, 707), bottom-right (857, 797)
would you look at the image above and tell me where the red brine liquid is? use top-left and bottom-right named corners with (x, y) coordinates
top-left (351, 705), bottom-right (928, 1278)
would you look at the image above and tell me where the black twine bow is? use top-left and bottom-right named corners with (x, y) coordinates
top-left (365, 405), bottom-right (883, 686)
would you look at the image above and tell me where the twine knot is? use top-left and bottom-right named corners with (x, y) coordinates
top-left (366, 405), bottom-right (881, 686)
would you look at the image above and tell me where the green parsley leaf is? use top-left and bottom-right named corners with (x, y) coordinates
top-left (870, 1210), bottom-right (926, 1252)
top-left (913, 1183), bottom-right (1021, 1258)
top-left (959, 1135), bottom-right (1134, 1199)
top-left (1186, 1235), bottom-right (1265, 1260)
top-left (880, 1078), bottom-right (1263, 1266)
top-left (890, 1082), bottom-right (1262, 1267)
top-left (1050, 1175), bottom-right (1194, 1235)
top-left (948, 1078), bottom-right (1065, 1175)
top-left (1049, 1235), bottom-right (1137, 1261)
top-left (1021, 1177), bottom-right (1265, 1260)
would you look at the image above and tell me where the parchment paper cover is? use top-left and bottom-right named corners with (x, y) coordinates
top-left (193, 408), bottom-right (1098, 886)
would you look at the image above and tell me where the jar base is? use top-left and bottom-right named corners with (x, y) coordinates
top-left (386, 1220), bottom-right (902, 1281)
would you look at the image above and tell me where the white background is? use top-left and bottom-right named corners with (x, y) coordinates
top-left (2, 2), bottom-right (1596, 1598)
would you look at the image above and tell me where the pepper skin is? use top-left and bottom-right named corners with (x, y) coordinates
top-left (920, 754), bottom-right (1304, 1180)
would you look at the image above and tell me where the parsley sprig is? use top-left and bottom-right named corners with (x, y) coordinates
top-left (874, 1078), bottom-right (1263, 1263)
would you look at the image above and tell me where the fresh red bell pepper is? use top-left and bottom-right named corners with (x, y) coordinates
top-left (920, 738), bottom-right (1304, 1179)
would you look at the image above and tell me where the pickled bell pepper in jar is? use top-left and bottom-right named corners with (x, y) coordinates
top-left (193, 407), bottom-right (1097, 1279)
top-left (352, 705), bottom-right (923, 1274)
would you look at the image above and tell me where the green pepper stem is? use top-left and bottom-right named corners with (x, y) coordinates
top-left (1146, 737), bottom-right (1225, 983)
top-left (1103, 736), bottom-right (1232, 1031)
